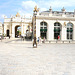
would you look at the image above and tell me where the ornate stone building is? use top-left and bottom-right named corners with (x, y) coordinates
top-left (4, 12), bottom-right (32, 38)
top-left (0, 22), bottom-right (3, 35)
top-left (33, 7), bottom-right (75, 41)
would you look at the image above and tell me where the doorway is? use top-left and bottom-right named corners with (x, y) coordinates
top-left (15, 26), bottom-right (21, 38)
top-left (40, 21), bottom-right (47, 39)
top-left (7, 30), bottom-right (9, 37)
top-left (67, 23), bottom-right (73, 40)
top-left (41, 32), bottom-right (47, 39)
top-left (54, 22), bottom-right (61, 40)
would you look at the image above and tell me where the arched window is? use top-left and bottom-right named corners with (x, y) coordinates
top-left (40, 22), bottom-right (47, 39)
top-left (54, 22), bottom-right (61, 39)
top-left (67, 23), bottom-right (73, 40)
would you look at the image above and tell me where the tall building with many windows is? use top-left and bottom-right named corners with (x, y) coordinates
top-left (33, 6), bottom-right (75, 41)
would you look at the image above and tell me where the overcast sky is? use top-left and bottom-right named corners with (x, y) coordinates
top-left (0, 0), bottom-right (75, 23)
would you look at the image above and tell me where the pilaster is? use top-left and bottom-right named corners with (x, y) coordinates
top-left (48, 21), bottom-right (54, 40)
top-left (21, 23), bottom-right (23, 35)
top-left (73, 24), bottom-right (75, 40)
top-left (12, 24), bottom-right (15, 38)
top-left (36, 20), bottom-right (40, 39)
top-left (4, 24), bottom-right (6, 35)
top-left (61, 26), bottom-right (67, 40)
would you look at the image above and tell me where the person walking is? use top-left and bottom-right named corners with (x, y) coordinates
top-left (39, 36), bottom-right (41, 44)
top-left (21, 35), bottom-right (23, 41)
top-left (9, 35), bottom-right (10, 39)
top-left (37, 37), bottom-right (39, 44)
top-left (1, 35), bottom-right (2, 42)
top-left (58, 35), bottom-right (60, 40)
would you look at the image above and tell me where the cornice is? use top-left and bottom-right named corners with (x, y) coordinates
top-left (36, 16), bottom-right (75, 21)
top-left (4, 22), bottom-right (32, 24)
top-left (4, 22), bottom-right (25, 23)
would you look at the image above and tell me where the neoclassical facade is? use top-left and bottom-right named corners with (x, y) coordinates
top-left (0, 22), bottom-right (3, 35)
top-left (33, 7), bottom-right (75, 41)
top-left (4, 12), bottom-right (32, 38)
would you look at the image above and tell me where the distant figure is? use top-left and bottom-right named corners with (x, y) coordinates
top-left (43, 37), bottom-right (45, 43)
top-left (33, 37), bottom-right (37, 48)
top-left (23, 36), bottom-right (24, 41)
top-left (39, 36), bottom-right (41, 44)
top-left (58, 35), bottom-right (60, 40)
top-left (16, 35), bottom-right (17, 37)
top-left (1, 35), bottom-right (2, 42)
top-left (9, 35), bottom-right (10, 39)
top-left (21, 35), bottom-right (23, 41)
top-left (37, 37), bottom-right (39, 44)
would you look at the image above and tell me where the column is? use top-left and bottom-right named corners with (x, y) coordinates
top-left (73, 24), bottom-right (75, 40)
top-left (10, 23), bottom-right (12, 36)
top-left (48, 21), bottom-right (54, 40)
top-left (12, 24), bottom-right (15, 38)
top-left (11, 23), bottom-right (12, 36)
top-left (61, 27), bottom-right (67, 40)
top-left (47, 23), bottom-right (50, 40)
top-left (23, 25), bottom-right (24, 34)
top-left (36, 20), bottom-right (40, 39)
top-left (4, 24), bottom-right (6, 36)
top-left (21, 23), bottom-right (23, 35)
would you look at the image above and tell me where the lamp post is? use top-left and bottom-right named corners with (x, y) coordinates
top-left (33, 14), bottom-right (37, 48)
top-left (33, 6), bottom-right (39, 48)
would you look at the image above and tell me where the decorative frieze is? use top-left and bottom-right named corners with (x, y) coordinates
top-left (36, 16), bottom-right (75, 21)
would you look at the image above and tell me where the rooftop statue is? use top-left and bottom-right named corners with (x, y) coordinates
top-left (61, 7), bottom-right (66, 12)
top-left (33, 6), bottom-right (39, 12)
top-left (16, 12), bottom-right (20, 17)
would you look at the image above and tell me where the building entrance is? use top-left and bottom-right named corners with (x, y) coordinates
top-left (7, 30), bottom-right (9, 37)
top-left (54, 33), bottom-right (60, 39)
top-left (67, 23), bottom-right (73, 40)
top-left (40, 21), bottom-right (47, 39)
top-left (41, 32), bottom-right (47, 39)
top-left (54, 22), bottom-right (61, 40)
top-left (15, 26), bottom-right (21, 38)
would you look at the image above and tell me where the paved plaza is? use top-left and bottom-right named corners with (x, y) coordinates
top-left (0, 39), bottom-right (75, 75)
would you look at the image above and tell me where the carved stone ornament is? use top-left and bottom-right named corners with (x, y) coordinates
top-left (64, 22), bottom-right (66, 27)
top-left (33, 6), bottom-right (39, 12)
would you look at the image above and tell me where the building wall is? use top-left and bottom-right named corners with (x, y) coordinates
top-left (0, 23), bottom-right (3, 35)
top-left (35, 16), bottom-right (75, 41)
top-left (4, 16), bottom-right (32, 38)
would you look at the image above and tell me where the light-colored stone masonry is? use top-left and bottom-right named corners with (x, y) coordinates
top-left (0, 40), bottom-right (75, 75)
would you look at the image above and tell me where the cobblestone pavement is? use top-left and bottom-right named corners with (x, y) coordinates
top-left (0, 40), bottom-right (75, 75)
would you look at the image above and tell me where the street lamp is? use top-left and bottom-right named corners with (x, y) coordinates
top-left (33, 15), bottom-right (37, 48)
top-left (33, 6), bottom-right (39, 48)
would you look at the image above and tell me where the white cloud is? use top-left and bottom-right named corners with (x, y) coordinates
top-left (1, 14), bottom-right (7, 18)
top-left (22, 1), bottom-right (37, 12)
top-left (50, 0), bottom-right (75, 8)
top-left (18, 10), bottom-right (32, 18)
top-left (17, 1), bottom-right (38, 18)
top-left (38, 0), bottom-right (75, 10)
top-left (18, 0), bottom-right (48, 17)
top-left (25, 13), bottom-right (32, 18)
top-left (0, 14), bottom-right (7, 19)
top-left (40, 8), bottom-right (47, 12)
top-left (17, 0), bottom-right (75, 18)
top-left (0, 14), bottom-right (7, 23)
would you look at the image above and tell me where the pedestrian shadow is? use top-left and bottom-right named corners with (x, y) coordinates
top-left (27, 47), bottom-right (33, 48)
